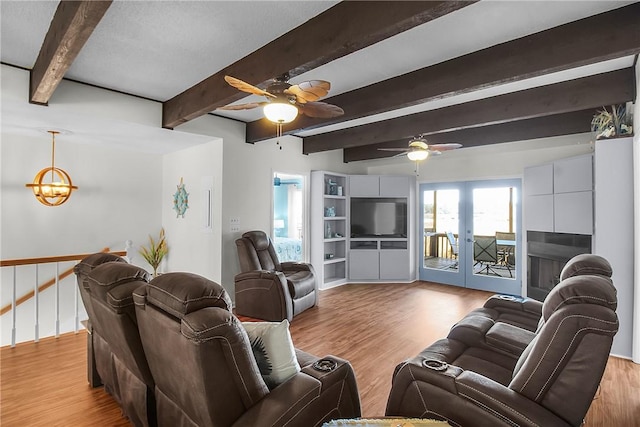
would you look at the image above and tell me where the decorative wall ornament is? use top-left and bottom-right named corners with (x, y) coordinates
top-left (173, 177), bottom-right (189, 218)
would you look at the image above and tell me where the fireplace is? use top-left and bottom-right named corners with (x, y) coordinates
top-left (527, 231), bottom-right (592, 301)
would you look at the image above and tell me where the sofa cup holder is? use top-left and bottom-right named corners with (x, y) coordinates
top-left (313, 358), bottom-right (338, 372)
top-left (422, 359), bottom-right (448, 371)
top-left (497, 295), bottom-right (517, 301)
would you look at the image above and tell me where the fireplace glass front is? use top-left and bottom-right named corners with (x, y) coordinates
top-left (527, 231), bottom-right (591, 302)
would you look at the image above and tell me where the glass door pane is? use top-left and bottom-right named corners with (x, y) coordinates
top-left (465, 180), bottom-right (521, 295)
top-left (273, 172), bottom-right (305, 262)
top-left (420, 183), bottom-right (465, 286)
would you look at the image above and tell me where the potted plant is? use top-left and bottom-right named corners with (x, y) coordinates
top-left (139, 228), bottom-right (168, 277)
top-left (591, 103), bottom-right (633, 140)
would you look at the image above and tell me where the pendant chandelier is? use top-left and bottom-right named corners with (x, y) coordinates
top-left (25, 130), bottom-right (78, 206)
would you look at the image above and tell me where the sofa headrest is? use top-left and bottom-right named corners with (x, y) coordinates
top-left (560, 254), bottom-right (612, 281)
top-left (87, 262), bottom-right (150, 302)
top-left (140, 272), bottom-right (232, 319)
top-left (74, 252), bottom-right (126, 277)
top-left (542, 274), bottom-right (617, 320)
top-left (242, 230), bottom-right (270, 251)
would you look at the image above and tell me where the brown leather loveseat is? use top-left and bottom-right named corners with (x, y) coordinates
top-left (235, 230), bottom-right (317, 321)
top-left (134, 271), bottom-right (360, 427)
top-left (386, 254), bottom-right (618, 426)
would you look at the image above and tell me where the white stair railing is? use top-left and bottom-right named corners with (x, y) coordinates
top-left (1, 248), bottom-right (127, 348)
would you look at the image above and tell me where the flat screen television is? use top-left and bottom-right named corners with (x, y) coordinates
top-left (350, 197), bottom-right (407, 238)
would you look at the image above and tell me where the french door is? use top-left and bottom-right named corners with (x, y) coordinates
top-left (419, 179), bottom-right (522, 295)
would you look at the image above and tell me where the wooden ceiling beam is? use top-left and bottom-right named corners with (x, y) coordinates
top-left (303, 68), bottom-right (635, 154)
top-left (29, 1), bottom-right (112, 105)
top-left (343, 109), bottom-right (596, 162)
top-left (162, 1), bottom-right (475, 129)
top-left (248, 3), bottom-right (640, 143)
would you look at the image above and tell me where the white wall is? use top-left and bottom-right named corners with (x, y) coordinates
top-left (161, 140), bottom-right (223, 282)
top-left (1, 68), bottom-right (167, 345)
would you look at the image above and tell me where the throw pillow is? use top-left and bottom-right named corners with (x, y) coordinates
top-left (242, 320), bottom-right (300, 389)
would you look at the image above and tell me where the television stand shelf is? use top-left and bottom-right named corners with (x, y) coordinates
top-left (349, 238), bottom-right (410, 281)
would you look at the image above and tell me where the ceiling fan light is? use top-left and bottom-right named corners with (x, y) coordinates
top-left (407, 150), bottom-right (429, 161)
top-left (263, 101), bottom-right (298, 124)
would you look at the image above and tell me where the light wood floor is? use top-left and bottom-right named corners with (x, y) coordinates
top-left (2, 281), bottom-right (639, 426)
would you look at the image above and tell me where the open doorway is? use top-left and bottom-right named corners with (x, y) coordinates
top-left (272, 172), bottom-right (305, 262)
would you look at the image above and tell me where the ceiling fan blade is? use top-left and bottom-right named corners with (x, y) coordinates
top-left (429, 143), bottom-right (463, 151)
top-left (426, 150), bottom-right (443, 156)
top-left (217, 102), bottom-right (266, 111)
top-left (299, 101), bottom-right (344, 118)
top-left (377, 148), bottom-right (409, 152)
top-left (224, 75), bottom-right (275, 98)
top-left (286, 80), bottom-right (331, 103)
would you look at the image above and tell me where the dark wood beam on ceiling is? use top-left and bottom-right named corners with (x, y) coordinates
top-left (162, 1), bottom-right (475, 129)
top-left (343, 109), bottom-right (596, 162)
top-left (29, 0), bottom-right (113, 105)
top-left (248, 2), bottom-right (640, 143)
top-left (304, 68), bottom-right (635, 154)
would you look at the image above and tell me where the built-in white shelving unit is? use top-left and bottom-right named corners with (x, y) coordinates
top-left (311, 171), bottom-right (348, 289)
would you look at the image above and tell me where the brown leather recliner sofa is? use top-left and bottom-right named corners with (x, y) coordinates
top-left (80, 258), bottom-right (156, 427)
top-left (386, 254), bottom-right (618, 426)
top-left (235, 230), bottom-right (317, 321)
top-left (74, 252), bottom-right (128, 387)
top-left (133, 272), bottom-right (361, 427)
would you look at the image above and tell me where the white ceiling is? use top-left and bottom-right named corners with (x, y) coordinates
top-left (0, 0), bottom-right (636, 154)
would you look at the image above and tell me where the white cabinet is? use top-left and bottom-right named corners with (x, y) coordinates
top-left (349, 240), bottom-right (410, 281)
top-left (524, 194), bottom-right (554, 232)
top-left (311, 171), bottom-right (348, 289)
top-left (349, 175), bottom-right (379, 197)
top-left (349, 249), bottom-right (379, 280)
top-left (554, 192), bottom-right (593, 234)
top-left (554, 155), bottom-right (593, 193)
top-left (524, 164), bottom-right (553, 196)
top-left (349, 175), bottom-right (410, 197)
top-left (524, 154), bottom-right (593, 235)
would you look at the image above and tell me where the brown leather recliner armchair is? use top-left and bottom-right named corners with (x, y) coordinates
top-left (85, 261), bottom-right (156, 427)
top-left (133, 272), bottom-right (361, 427)
top-left (74, 253), bottom-right (129, 387)
top-left (235, 230), bottom-right (317, 321)
top-left (386, 268), bottom-right (618, 426)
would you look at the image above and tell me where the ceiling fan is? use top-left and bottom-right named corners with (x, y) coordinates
top-left (378, 135), bottom-right (462, 161)
top-left (218, 74), bottom-right (344, 124)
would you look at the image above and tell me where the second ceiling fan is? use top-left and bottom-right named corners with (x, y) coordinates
top-left (378, 135), bottom-right (462, 161)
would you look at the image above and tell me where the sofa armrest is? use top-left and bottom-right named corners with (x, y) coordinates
top-left (447, 315), bottom-right (495, 347)
top-left (232, 373), bottom-right (321, 427)
top-left (233, 355), bottom-right (361, 427)
top-left (456, 371), bottom-right (572, 427)
top-left (485, 322), bottom-right (535, 355)
top-left (484, 294), bottom-right (543, 318)
top-left (234, 270), bottom-right (293, 321)
top-left (281, 262), bottom-right (312, 272)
